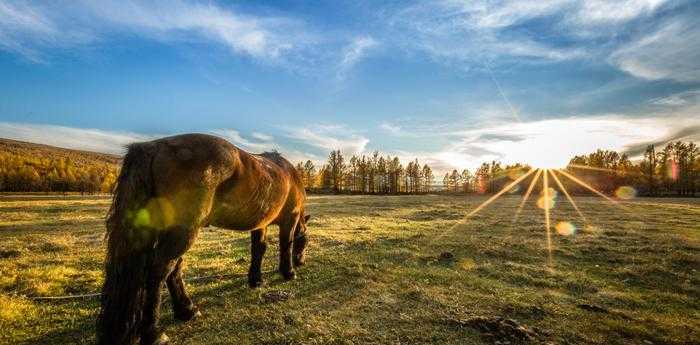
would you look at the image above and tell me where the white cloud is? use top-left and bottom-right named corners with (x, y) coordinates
top-left (251, 132), bottom-right (274, 141)
top-left (610, 17), bottom-right (700, 82)
top-left (286, 124), bottom-right (369, 155)
top-left (379, 122), bottom-right (401, 135)
top-left (573, 0), bottom-right (668, 25)
top-left (0, 122), bottom-right (153, 154)
top-left (211, 128), bottom-right (320, 164)
top-left (211, 129), bottom-right (277, 152)
top-left (0, 121), bottom-right (321, 165)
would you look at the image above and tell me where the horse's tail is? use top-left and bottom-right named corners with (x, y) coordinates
top-left (97, 143), bottom-right (157, 345)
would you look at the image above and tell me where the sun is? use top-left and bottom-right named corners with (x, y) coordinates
top-left (525, 155), bottom-right (570, 169)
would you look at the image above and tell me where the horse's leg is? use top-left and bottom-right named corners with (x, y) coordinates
top-left (140, 257), bottom-right (176, 345)
top-left (248, 228), bottom-right (267, 288)
top-left (141, 225), bottom-right (198, 345)
top-left (167, 257), bottom-right (200, 321)
top-left (279, 216), bottom-right (298, 280)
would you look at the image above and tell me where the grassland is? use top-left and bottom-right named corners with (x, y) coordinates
top-left (0, 194), bottom-right (698, 344)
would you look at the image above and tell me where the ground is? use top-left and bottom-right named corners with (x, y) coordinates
top-left (0, 194), bottom-right (698, 344)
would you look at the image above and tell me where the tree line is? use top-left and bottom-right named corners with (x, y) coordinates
top-left (1, 139), bottom-right (696, 197)
top-left (295, 150), bottom-right (434, 194)
top-left (299, 140), bottom-right (699, 197)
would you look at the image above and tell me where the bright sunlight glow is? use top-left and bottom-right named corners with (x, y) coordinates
top-left (456, 116), bottom-right (670, 171)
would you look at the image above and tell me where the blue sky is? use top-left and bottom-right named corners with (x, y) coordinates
top-left (1, 0), bottom-right (699, 172)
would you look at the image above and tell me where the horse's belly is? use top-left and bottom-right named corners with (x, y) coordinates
top-left (209, 196), bottom-right (285, 231)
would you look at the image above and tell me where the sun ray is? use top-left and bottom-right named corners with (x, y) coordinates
top-left (485, 166), bottom-right (530, 183)
top-left (567, 164), bottom-right (619, 174)
top-left (543, 169), bottom-right (553, 268)
top-left (513, 168), bottom-right (542, 222)
top-left (556, 169), bottom-right (624, 209)
top-left (549, 169), bottom-right (587, 224)
top-left (430, 168), bottom-right (537, 245)
top-left (465, 168), bottom-right (536, 219)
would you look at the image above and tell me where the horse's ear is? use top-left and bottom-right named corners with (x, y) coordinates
top-left (304, 214), bottom-right (311, 223)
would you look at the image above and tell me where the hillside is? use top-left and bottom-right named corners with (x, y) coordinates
top-left (0, 138), bottom-right (121, 193)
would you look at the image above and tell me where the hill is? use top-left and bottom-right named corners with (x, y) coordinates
top-left (0, 138), bottom-right (121, 193)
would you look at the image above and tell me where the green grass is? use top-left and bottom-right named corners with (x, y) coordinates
top-left (1, 194), bottom-right (698, 344)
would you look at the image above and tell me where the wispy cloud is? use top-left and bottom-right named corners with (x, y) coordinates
top-left (385, 0), bottom-right (677, 74)
top-left (212, 128), bottom-right (320, 163)
top-left (0, 0), bottom-right (319, 66)
top-left (336, 35), bottom-right (378, 81)
top-left (0, 1), bottom-right (94, 62)
top-left (623, 124), bottom-right (700, 156)
top-left (571, 0), bottom-right (669, 26)
top-left (210, 129), bottom-right (278, 152)
top-left (387, 0), bottom-right (586, 65)
top-left (650, 89), bottom-right (700, 106)
top-left (0, 122), bottom-right (153, 154)
top-left (285, 124), bottom-right (369, 155)
top-left (379, 121), bottom-right (401, 135)
top-left (610, 16), bottom-right (700, 82)
top-left (78, 0), bottom-right (308, 61)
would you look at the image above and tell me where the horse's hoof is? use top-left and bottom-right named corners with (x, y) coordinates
top-left (154, 333), bottom-right (170, 345)
top-left (281, 270), bottom-right (296, 281)
top-left (293, 257), bottom-right (305, 267)
top-left (141, 332), bottom-right (169, 345)
top-left (174, 305), bottom-right (201, 322)
top-left (248, 279), bottom-right (264, 289)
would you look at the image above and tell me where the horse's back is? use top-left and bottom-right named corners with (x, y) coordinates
top-left (129, 133), bottom-right (304, 231)
top-left (139, 134), bottom-right (239, 227)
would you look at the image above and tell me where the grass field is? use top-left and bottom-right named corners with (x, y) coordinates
top-left (1, 194), bottom-right (698, 344)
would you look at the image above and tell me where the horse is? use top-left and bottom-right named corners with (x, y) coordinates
top-left (97, 133), bottom-right (310, 345)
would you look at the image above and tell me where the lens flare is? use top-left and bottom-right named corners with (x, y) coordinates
top-left (537, 187), bottom-right (558, 209)
top-left (460, 164), bottom-right (632, 267)
top-left (549, 170), bottom-right (586, 223)
top-left (514, 169), bottom-right (542, 222)
top-left (555, 221), bottom-right (576, 236)
top-left (615, 186), bottom-right (637, 200)
top-left (459, 258), bottom-right (477, 271)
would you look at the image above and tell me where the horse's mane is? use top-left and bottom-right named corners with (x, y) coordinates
top-left (258, 151), bottom-right (286, 165)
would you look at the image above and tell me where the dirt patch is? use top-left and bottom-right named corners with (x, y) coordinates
top-left (0, 248), bottom-right (21, 259)
top-left (447, 316), bottom-right (547, 344)
top-left (404, 209), bottom-right (463, 221)
top-left (261, 290), bottom-right (291, 304)
top-left (576, 303), bottom-right (609, 313)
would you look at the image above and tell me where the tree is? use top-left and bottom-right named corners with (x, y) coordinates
top-left (641, 145), bottom-right (657, 196)
top-left (460, 169), bottom-right (472, 193)
top-left (422, 164), bottom-right (433, 193)
top-left (326, 150), bottom-right (345, 193)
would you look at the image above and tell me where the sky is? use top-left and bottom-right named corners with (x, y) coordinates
top-left (1, 0), bottom-right (699, 173)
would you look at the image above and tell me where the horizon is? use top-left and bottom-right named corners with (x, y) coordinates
top-left (1, 0), bottom-right (700, 174)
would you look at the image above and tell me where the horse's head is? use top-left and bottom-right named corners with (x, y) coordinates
top-left (293, 214), bottom-right (310, 267)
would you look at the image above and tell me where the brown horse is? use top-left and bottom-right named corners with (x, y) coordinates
top-left (97, 133), bottom-right (310, 345)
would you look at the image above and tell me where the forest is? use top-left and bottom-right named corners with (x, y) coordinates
top-left (0, 139), bottom-right (119, 193)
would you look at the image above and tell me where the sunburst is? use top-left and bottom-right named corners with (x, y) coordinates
top-left (462, 165), bottom-right (632, 268)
